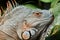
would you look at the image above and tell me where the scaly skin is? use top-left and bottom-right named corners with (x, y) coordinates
top-left (0, 5), bottom-right (54, 40)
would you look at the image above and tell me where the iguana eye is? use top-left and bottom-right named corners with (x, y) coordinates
top-left (33, 12), bottom-right (42, 17)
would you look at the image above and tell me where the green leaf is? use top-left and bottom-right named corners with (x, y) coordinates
top-left (24, 4), bottom-right (38, 10)
top-left (39, 0), bottom-right (52, 3)
top-left (51, 0), bottom-right (60, 8)
top-left (51, 25), bottom-right (60, 35)
top-left (46, 29), bottom-right (60, 40)
top-left (46, 2), bottom-right (60, 40)
top-left (51, 3), bottom-right (60, 17)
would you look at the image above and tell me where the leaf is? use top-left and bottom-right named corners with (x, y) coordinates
top-left (46, 2), bottom-right (60, 40)
top-left (52, 3), bottom-right (60, 17)
top-left (24, 4), bottom-right (38, 10)
top-left (51, 0), bottom-right (60, 8)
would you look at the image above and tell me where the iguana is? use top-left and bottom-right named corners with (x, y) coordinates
top-left (0, 5), bottom-right (54, 40)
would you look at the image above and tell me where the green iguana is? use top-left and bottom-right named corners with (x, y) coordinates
top-left (0, 5), bottom-right (54, 40)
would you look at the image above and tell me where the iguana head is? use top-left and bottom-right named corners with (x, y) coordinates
top-left (17, 9), bottom-right (54, 40)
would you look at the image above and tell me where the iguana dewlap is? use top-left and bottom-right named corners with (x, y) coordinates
top-left (0, 5), bottom-right (54, 40)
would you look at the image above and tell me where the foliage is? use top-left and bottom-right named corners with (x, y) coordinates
top-left (24, 4), bottom-right (38, 10)
top-left (46, 2), bottom-right (60, 40)
top-left (51, 0), bottom-right (60, 8)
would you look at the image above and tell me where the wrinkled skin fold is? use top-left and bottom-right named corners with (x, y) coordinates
top-left (0, 5), bottom-right (54, 40)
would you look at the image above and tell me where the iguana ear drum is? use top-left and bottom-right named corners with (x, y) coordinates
top-left (21, 31), bottom-right (31, 40)
top-left (21, 28), bottom-right (38, 40)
